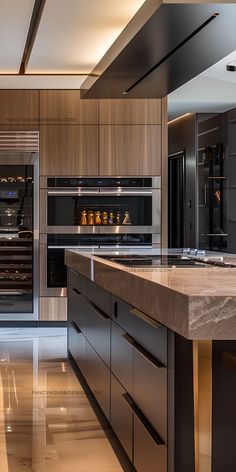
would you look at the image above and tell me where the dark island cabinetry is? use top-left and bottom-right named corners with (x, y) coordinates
top-left (67, 269), bottom-right (195, 472)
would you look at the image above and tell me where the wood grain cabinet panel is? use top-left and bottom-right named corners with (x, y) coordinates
top-left (40, 90), bottom-right (98, 124)
top-left (0, 90), bottom-right (39, 125)
top-left (40, 125), bottom-right (99, 175)
top-left (40, 297), bottom-right (67, 321)
top-left (99, 99), bottom-right (161, 124)
top-left (99, 125), bottom-right (161, 176)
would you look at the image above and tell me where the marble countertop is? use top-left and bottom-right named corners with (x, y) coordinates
top-left (65, 248), bottom-right (236, 340)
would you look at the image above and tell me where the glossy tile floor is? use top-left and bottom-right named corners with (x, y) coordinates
top-left (0, 328), bottom-right (124, 472)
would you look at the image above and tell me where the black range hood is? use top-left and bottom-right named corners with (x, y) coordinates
top-left (81, 3), bottom-right (236, 99)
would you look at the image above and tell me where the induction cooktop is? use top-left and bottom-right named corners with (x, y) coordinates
top-left (98, 254), bottom-right (236, 268)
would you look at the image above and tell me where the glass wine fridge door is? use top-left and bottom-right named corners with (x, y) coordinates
top-left (0, 165), bottom-right (34, 313)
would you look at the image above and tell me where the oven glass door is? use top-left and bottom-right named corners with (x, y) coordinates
top-left (47, 248), bottom-right (67, 288)
top-left (47, 195), bottom-right (152, 227)
top-left (46, 233), bottom-right (152, 290)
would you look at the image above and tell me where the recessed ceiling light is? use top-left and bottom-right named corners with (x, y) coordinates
top-left (226, 61), bottom-right (236, 72)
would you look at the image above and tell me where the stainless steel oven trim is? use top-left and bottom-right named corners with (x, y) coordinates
top-left (41, 188), bottom-right (161, 234)
top-left (40, 190), bottom-right (101, 234)
top-left (47, 189), bottom-right (100, 196)
top-left (99, 188), bottom-right (153, 195)
top-left (43, 226), bottom-right (159, 235)
top-left (47, 245), bottom-right (100, 249)
top-left (0, 151), bottom-right (39, 321)
top-left (44, 226), bottom-right (102, 234)
top-left (40, 243), bottom-right (99, 297)
top-left (99, 225), bottom-right (158, 234)
top-left (99, 245), bottom-right (154, 249)
top-left (40, 176), bottom-right (161, 189)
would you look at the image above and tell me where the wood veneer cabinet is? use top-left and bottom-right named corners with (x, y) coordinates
top-left (99, 124), bottom-right (161, 175)
top-left (39, 90), bottom-right (98, 124)
top-left (40, 125), bottom-right (99, 175)
top-left (99, 99), bottom-right (161, 124)
top-left (0, 90), bottom-right (39, 125)
top-left (40, 297), bottom-right (67, 321)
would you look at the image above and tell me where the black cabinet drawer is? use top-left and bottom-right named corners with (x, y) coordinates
top-left (112, 298), bottom-right (134, 334)
top-left (68, 269), bottom-right (86, 296)
top-left (87, 278), bottom-right (111, 317)
top-left (111, 321), bottom-right (133, 394)
top-left (86, 341), bottom-right (110, 420)
top-left (68, 285), bottom-right (88, 335)
top-left (133, 349), bottom-right (167, 443)
top-left (85, 299), bottom-right (110, 367)
top-left (113, 297), bottom-right (167, 366)
top-left (132, 311), bottom-right (167, 367)
top-left (68, 321), bottom-right (86, 378)
top-left (111, 374), bottom-right (133, 461)
top-left (134, 415), bottom-right (167, 472)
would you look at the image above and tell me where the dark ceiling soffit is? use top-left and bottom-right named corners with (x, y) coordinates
top-left (80, 0), bottom-right (161, 93)
top-left (0, 73), bottom-right (98, 77)
top-left (124, 13), bottom-right (219, 94)
top-left (19, 0), bottom-right (46, 75)
top-left (80, 4), bottom-right (236, 99)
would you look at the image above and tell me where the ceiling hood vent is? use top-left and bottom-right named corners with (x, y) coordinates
top-left (81, 4), bottom-right (236, 99)
top-left (124, 13), bottom-right (219, 94)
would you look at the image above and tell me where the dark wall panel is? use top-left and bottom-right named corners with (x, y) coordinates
top-left (168, 113), bottom-right (196, 247)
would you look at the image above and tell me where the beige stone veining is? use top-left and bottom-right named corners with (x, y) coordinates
top-left (65, 250), bottom-right (236, 339)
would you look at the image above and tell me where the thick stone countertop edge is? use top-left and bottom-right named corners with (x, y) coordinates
top-left (65, 250), bottom-right (236, 340)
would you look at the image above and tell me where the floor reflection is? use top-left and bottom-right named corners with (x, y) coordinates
top-left (0, 328), bottom-right (123, 472)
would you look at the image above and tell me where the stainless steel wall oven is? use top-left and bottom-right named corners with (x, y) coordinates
top-left (40, 177), bottom-right (161, 297)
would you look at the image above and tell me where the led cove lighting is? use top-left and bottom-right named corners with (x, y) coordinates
top-left (168, 113), bottom-right (192, 125)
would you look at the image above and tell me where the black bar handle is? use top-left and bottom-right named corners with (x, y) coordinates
top-left (113, 300), bottom-right (118, 319)
top-left (122, 393), bottom-right (165, 446)
top-left (72, 287), bottom-right (81, 296)
top-left (71, 321), bottom-right (81, 334)
top-left (88, 301), bottom-right (109, 321)
top-left (122, 333), bottom-right (164, 369)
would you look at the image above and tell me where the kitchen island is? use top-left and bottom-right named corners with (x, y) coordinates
top-left (65, 249), bottom-right (236, 472)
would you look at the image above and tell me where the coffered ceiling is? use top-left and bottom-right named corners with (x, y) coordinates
top-left (0, 0), bottom-right (145, 87)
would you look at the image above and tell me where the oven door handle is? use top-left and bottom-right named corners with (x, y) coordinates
top-left (99, 188), bottom-right (152, 196)
top-left (47, 190), bottom-right (99, 196)
top-left (0, 291), bottom-right (23, 296)
top-left (99, 245), bottom-right (152, 249)
top-left (47, 245), bottom-right (100, 249)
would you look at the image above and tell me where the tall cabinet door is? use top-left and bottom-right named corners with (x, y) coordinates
top-left (99, 99), bottom-right (161, 125)
top-left (99, 125), bottom-right (161, 176)
top-left (99, 98), bottom-right (162, 176)
top-left (0, 90), bottom-right (39, 125)
top-left (40, 125), bottom-right (99, 175)
top-left (39, 90), bottom-right (98, 124)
